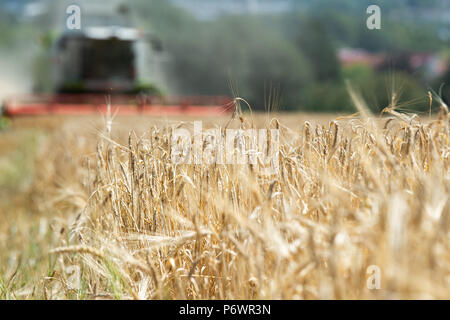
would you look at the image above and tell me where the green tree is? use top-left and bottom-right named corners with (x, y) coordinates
top-left (295, 17), bottom-right (341, 82)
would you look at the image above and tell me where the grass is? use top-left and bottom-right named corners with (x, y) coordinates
top-left (0, 95), bottom-right (449, 299)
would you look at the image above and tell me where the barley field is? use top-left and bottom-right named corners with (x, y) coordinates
top-left (1, 97), bottom-right (449, 299)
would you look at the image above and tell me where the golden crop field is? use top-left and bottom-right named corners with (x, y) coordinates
top-left (1, 98), bottom-right (449, 299)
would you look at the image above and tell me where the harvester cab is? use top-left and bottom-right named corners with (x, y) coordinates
top-left (53, 26), bottom-right (149, 94)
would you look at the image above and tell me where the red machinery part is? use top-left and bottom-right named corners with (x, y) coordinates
top-left (2, 94), bottom-right (234, 117)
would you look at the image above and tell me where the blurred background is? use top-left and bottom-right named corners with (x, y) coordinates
top-left (0, 0), bottom-right (449, 113)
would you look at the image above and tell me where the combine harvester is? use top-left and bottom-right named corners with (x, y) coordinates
top-left (2, 0), bottom-right (233, 117)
